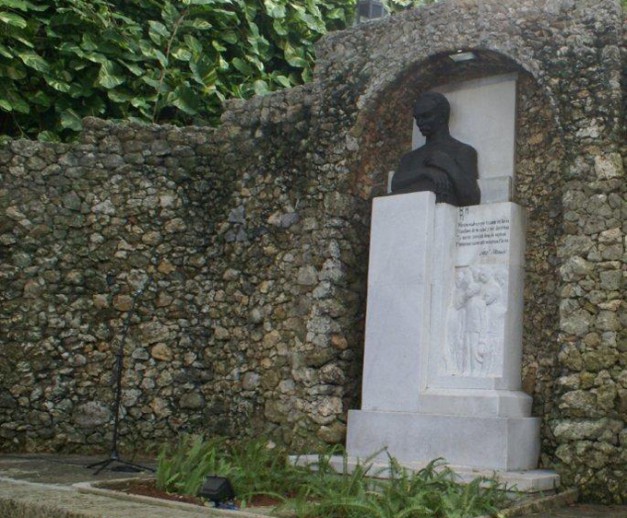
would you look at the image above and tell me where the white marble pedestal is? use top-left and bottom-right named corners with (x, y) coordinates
top-left (344, 191), bottom-right (557, 489)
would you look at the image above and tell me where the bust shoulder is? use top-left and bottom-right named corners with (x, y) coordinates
top-left (449, 138), bottom-right (477, 157)
top-left (398, 146), bottom-right (427, 168)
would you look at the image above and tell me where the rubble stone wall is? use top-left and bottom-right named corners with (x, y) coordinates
top-left (0, 0), bottom-right (624, 503)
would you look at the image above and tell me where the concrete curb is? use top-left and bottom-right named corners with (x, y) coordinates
top-left (75, 479), bottom-right (273, 517)
top-left (0, 477), bottom-right (242, 518)
top-left (475, 488), bottom-right (579, 518)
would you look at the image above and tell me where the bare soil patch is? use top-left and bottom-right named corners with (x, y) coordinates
top-left (102, 479), bottom-right (206, 506)
top-left (100, 478), bottom-right (281, 508)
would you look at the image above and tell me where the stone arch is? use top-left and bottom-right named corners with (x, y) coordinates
top-left (312, 0), bottom-right (623, 498)
top-left (346, 48), bottom-right (562, 199)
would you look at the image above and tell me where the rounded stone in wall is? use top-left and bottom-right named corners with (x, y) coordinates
top-left (72, 401), bottom-right (111, 428)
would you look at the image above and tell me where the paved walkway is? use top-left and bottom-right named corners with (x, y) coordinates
top-left (518, 504), bottom-right (627, 518)
top-left (0, 453), bottom-right (156, 485)
top-left (0, 454), bottom-right (259, 518)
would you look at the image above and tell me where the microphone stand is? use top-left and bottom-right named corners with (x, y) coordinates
top-left (87, 276), bottom-right (155, 475)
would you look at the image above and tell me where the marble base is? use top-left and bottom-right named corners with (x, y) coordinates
top-left (416, 389), bottom-right (532, 418)
top-left (346, 409), bottom-right (540, 471)
top-left (290, 455), bottom-right (559, 493)
top-left (350, 192), bottom-right (540, 475)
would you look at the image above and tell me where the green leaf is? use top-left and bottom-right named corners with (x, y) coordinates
top-left (189, 55), bottom-right (217, 85)
top-left (184, 18), bottom-right (212, 30)
top-left (3, 64), bottom-right (26, 80)
top-left (127, 115), bottom-right (148, 124)
top-left (118, 60), bottom-right (143, 76)
top-left (217, 55), bottom-right (228, 71)
top-left (149, 20), bottom-right (171, 38)
top-left (96, 61), bottom-right (124, 89)
top-left (37, 130), bottom-right (60, 142)
top-left (58, 42), bottom-right (85, 58)
top-left (141, 75), bottom-right (163, 89)
top-left (154, 49), bottom-right (168, 67)
top-left (171, 47), bottom-right (192, 61)
top-left (220, 31), bottom-right (238, 44)
top-left (161, 1), bottom-right (180, 25)
top-left (292, 6), bottom-right (325, 33)
top-left (107, 89), bottom-right (132, 103)
top-left (210, 8), bottom-right (238, 22)
top-left (171, 85), bottom-right (199, 115)
top-left (60, 108), bottom-right (82, 131)
top-left (253, 79), bottom-right (269, 95)
top-left (81, 33), bottom-right (98, 52)
top-left (49, 11), bottom-right (82, 28)
top-left (263, 0), bottom-right (286, 18)
top-left (7, 31), bottom-right (34, 48)
top-left (4, 89), bottom-right (30, 113)
top-left (0, 43), bottom-right (13, 58)
top-left (140, 41), bottom-right (168, 67)
top-left (272, 19), bottom-right (288, 36)
top-left (211, 40), bottom-right (226, 52)
top-left (43, 75), bottom-right (72, 93)
top-left (283, 42), bottom-right (307, 68)
top-left (1, 0), bottom-right (31, 10)
top-left (4, 0), bottom-right (48, 11)
top-left (130, 96), bottom-right (151, 109)
top-left (18, 51), bottom-right (50, 72)
top-left (301, 66), bottom-right (312, 82)
top-left (183, 35), bottom-right (203, 55)
top-left (84, 94), bottom-right (106, 115)
top-left (148, 20), bottom-right (170, 45)
top-left (242, 1), bottom-right (257, 21)
top-left (182, 0), bottom-right (218, 4)
top-left (326, 7), bottom-right (346, 21)
top-left (247, 54), bottom-right (264, 72)
top-left (232, 57), bottom-right (253, 75)
top-left (84, 52), bottom-right (108, 65)
top-left (0, 98), bottom-right (12, 112)
top-left (0, 11), bottom-right (27, 28)
top-left (31, 90), bottom-right (51, 107)
top-left (273, 74), bottom-right (292, 88)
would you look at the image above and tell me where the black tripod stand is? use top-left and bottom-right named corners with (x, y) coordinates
top-left (88, 278), bottom-right (155, 475)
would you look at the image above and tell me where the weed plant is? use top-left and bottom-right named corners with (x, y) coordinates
top-left (155, 435), bottom-right (511, 517)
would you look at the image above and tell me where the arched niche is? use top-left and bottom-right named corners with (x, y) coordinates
top-left (347, 49), bottom-right (560, 198)
top-left (347, 49), bottom-right (565, 456)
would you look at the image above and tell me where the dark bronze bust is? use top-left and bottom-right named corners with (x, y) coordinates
top-left (391, 92), bottom-right (480, 207)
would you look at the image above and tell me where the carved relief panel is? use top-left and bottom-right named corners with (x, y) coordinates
top-left (443, 265), bottom-right (507, 377)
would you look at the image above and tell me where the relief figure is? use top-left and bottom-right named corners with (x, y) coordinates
top-left (444, 266), bottom-right (505, 376)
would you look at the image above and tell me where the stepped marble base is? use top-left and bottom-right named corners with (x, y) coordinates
top-left (290, 454), bottom-right (559, 493)
top-left (346, 409), bottom-right (541, 471)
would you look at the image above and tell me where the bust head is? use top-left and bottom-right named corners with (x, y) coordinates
top-left (413, 92), bottom-right (450, 138)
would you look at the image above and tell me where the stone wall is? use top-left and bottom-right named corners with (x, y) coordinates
top-left (0, 0), bottom-right (624, 503)
top-left (0, 87), bottom-right (368, 453)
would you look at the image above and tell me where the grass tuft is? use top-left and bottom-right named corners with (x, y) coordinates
top-left (155, 435), bottom-right (512, 517)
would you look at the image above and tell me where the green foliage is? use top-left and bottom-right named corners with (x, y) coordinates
top-left (156, 436), bottom-right (511, 517)
top-left (156, 435), bottom-right (235, 495)
top-left (0, 0), bottom-right (355, 140)
top-left (282, 455), bottom-right (510, 518)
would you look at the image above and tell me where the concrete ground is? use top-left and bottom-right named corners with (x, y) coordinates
top-left (518, 506), bottom-right (627, 518)
top-left (0, 453), bottom-right (261, 518)
top-left (0, 454), bottom-right (624, 518)
top-left (0, 453), bottom-right (157, 485)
